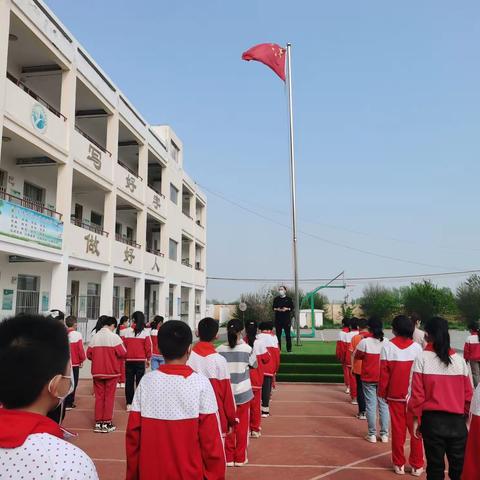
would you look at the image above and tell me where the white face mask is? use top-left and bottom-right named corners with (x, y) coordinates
top-left (48, 371), bottom-right (74, 408)
top-left (279, 289), bottom-right (286, 297)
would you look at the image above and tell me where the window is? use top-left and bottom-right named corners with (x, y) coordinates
top-left (126, 227), bottom-right (134, 241)
top-left (87, 283), bottom-right (100, 320)
top-left (16, 275), bottom-right (39, 314)
top-left (0, 169), bottom-right (6, 190)
top-left (170, 141), bottom-right (179, 162)
top-left (90, 211), bottom-right (103, 226)
top-left (23, 182), bottom-right (45, 203)
top-left (169, 239), bottom-right (178, 261)
top-left (170, 184), bottom-right (178, 204)
top-left (74, 203), bottom-right (83, 221)
top-left (115, 223), bottom-right (122, 235)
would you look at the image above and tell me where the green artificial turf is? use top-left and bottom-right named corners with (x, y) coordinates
top-left (282, 340), bottom-right (337, 355)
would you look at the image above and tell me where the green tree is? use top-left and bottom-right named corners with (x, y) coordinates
top-left (456, 274), bottom-right (480, 326)
top-left (359, 284), bottom-right (400, 322)
top-left (401, 280), bottom-right (457, 323)
top-left (231, 288), bottom-right (275, 325)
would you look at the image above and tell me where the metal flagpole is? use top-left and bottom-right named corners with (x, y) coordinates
top-left (286, 43), bottom-right (301, 347)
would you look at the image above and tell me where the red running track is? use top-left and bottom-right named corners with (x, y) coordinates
top-left (64, 380), bottom-right (400, 479)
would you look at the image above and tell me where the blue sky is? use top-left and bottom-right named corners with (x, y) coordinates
top-left (46, 0), bottom-right (480, 302)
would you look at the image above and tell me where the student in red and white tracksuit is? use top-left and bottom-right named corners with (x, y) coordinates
top-left (65, 316), bottom-right (86, 409)
top-left (463, 383), bottom-right (480, 480)
top-left (354, 317), bottom-right (389, 442)
top-left (464, 330), bottom-right (480, 388)
top-left (116, 316), bottom-right (129, 386)
top-left (408, 317), bottom-right (473, 480)
top-left (344, 318), bottom-right (359, 402)
top-left (244, 320), bottom-right (271, 437)
top-left (126, 320), bottom-right (225, 480)
top-left (257, 321), bottom-right (280, 417)
top-left (378, 315), bottom-right (423, 475)
top-left (86, 318), bottom-right (126, 432)
top-left (120, 312), bottom-right (152, 409)
top-left (336, 318), bottom-right (351, 391)
top-left (188, 317), bottom-right (237, 439)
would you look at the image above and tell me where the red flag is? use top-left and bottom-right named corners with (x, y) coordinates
top-left (242, 43), bottom-right (286, 81)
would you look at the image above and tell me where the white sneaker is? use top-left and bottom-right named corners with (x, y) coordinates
top-left (380, 434), bottom-right (389, 443)
top-left (234, 460), bottom-right (249, 467)
top-left (351, 399), bottom-right (358, 405)
top-left (393, 465), bottom-right (405, 475)
top-left (250, 430), bottom-right (261, 438)
top-left (93, 423), bottom-right (103, 433)
top-left (411, 467), bottom-right (424, 477)
top-left (365, 434), bottom-right (377, 443)
top-left (126, 404), bottom-right (132, 412)
top-left (226, 462), bottom-right (234, 467)
top-left (356, 413), bottom-right (367, 420)
top-left (345, 387), bottom-right (350, 394)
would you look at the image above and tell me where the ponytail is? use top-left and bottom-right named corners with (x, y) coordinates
top-left (367, 317), bottom-right (384, 341)
top-left (245, 319), bottom-right (258, 348)
top-left (132, 311), bottom-right (145, 336)
top-left (227, 319), bottom-right (243, 348)
top-left (425, 316), bottom-right (452, 366)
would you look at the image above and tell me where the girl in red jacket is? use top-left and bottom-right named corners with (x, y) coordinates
top-left (463, 383), bottom-right (480, 480)
top-left (354, 317), bottom-right (389, 443)
top-left (336, 317), bottom-right (351, 393)
top-left (245, 319), bottom-right (271, 438)
top-left (378, 315), bottom-right (423, 476)
top-left (120, 311), bottom-right (152, 411)
top-left (115, 315), bottom-right (129, 387)
top-left (408, 316), bottom-right (473, 480)
top-left (463, 322), bottom-right (480, 388)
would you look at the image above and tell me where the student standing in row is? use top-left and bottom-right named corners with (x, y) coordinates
top-left (188, 317), bottom-right (237, 440)
top-left (116, 315), bottom-right (129, 388)
top-left (344, 317), bottom-right (359, 404)
top-left (409, 316), bottom-right (473, 480)
top-left (257, 321), bottom-right (280, 418)
top-left (150, 316), bottom-right (165, 370)
top-left (354, 317), bottom-right (390, 443)
top-left (463, 383), bottom-right (480, 480)
top-left (0, 314), bottom-right (98, 478)
top-left (245, 319), bottom-right (271, 438)
top-left (218, 319), bottom-right (257, 467)
top-left (337, 317), bottom-right (351, 393)
top-left (378, 315), bottom-right (423, 476)
top-left (65, 315), bottom-right (86, 411)
top-left (121, 311), bottom-right (152, 411)
top-left (350, 317), bottom-right (370, 420)
top-left (463, 324), bottom-right (480, 388)
top-left (126, 320), bottom-right (225, 479)
top-left (87, 316), bottom-right (126, 433)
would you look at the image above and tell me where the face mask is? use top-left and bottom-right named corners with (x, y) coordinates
top-left (48, 371), bottom-right (74, 408)
top-left (279, 290), bottom-right (286, 297)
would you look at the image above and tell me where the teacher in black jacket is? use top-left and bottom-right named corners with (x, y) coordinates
top-left (273, 286), bottom-right (294, 352)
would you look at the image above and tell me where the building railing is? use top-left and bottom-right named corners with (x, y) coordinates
top-left (7, 72), bottom-right (67, 121)
top-left (15, 290), bottom-right (40, 314)
top-left (71, 216), bottom-right (109, 237)
top-left (181, 259), bottom-right (192, 268)
top-left (74, 125), bottom-right (112, 156)
top-left (147, 184), bottom-right (166, 199)
top-left (146, 247), bottom-right (165, 257)
top-left (0, 189), bottom-right (63, 220)
top-left (115, 234), bottom-right (141, 249)
top-left (118, 160), bottom-right (143, 181)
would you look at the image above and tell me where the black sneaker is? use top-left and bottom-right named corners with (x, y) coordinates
top-left (94, 422), bottom-right (103, 433)
top-left (102, 422), bottom-right (117, 433)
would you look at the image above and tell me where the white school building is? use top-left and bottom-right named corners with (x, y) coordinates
top-left (0, 0), bottom-right (207, 336)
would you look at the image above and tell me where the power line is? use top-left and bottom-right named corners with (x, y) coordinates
top-left (207, 268), bottom-right (480, 283)
top-left (199, 184), bottom-right (463, 270)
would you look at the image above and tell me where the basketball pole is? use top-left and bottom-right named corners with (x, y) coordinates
top-left (285, 43), bottom-right (301, 347)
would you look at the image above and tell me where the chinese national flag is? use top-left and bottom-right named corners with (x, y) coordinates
top-left (242, 43), bottom-right (286, 81)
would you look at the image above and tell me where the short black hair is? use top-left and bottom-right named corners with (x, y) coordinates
top-left (47, 309), bottom-right (65, 322)
top-left (350, 317), bottom-right (359, 330)
top-left (65, 315), bottom-right (77, 328)
top-left (259, 321), bottom-right (274, 331)
top-left (392, 315), bottom-right (414, 339)
top-left (357, 317), bottom-right (368, 329)
top-left (0, 314), bottom-right (70, 409)
top-left (103, 316), bottom-right (117, 327)
top-left (158, 320), bottom-right (192, 360)
top-left (198, 317), bottom-right (219, 342)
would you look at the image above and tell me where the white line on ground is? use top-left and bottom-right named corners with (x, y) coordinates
top-left (261, 435), bottom-right (366, 439)
top-left (245, 464), bottom-right (391, 471)
top-left (307, 451), bottom-right (392, 479)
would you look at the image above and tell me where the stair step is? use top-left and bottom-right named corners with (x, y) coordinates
top-left (279, 363), bottom-right (343, 374)
top-left (280, 354), bottom-right (339, 364)
top-left (276, 373), bottom-right (344, 383)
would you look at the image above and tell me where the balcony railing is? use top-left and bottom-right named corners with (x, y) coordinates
top-left (118, 160), bottom-right (143, 181)
top-left (7, 72), bottom-right (67, 121)
top-left (71, 216), bottom-right (109, 237)
top-left (181, 259), bottom-right (192, 268)
top-left (115, 234), bottom-right (140, 249)
top-left (147, 184), bottom-right (166, 199)
top-left (75, 125), bottom-right (112, 156)
top-left (146, 247), bottom-right (165, 257)
top-left (0, 189), bottom-right (62, 220)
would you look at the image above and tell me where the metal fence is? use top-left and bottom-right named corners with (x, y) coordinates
top-left (15, 290), bottom-right (39, 314)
